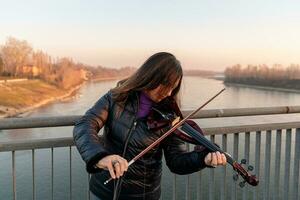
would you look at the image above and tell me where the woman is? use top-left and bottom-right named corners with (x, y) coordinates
top-left (73, 52), bottom-right (227, 200)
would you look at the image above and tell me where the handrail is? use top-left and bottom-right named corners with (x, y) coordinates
top-left (1, 121), bottom-right (300, 152)
top-left (1, 106), bottom-right (300, 130)
top-left (182, 105), bottom-right (300, 118)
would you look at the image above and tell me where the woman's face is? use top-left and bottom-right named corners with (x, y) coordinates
top-left (145, 78), bottom-right (180, 103)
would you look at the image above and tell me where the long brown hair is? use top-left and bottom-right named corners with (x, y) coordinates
top-left (111, 52), bottom-right (183, 107)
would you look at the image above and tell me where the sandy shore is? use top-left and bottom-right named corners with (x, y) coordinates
top-left (0, 83), bottom-right (83, 118)
top-left (91, 76), bottom-right (123, 82)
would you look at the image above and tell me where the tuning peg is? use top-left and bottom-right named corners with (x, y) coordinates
top-left (247, 165), bottom-right (254, 171)
top-left (233, 174), bottom-right (239, 181)
top-left (239, 180), bottom-right (246, 188)
top-left (240, 159), bottom-right (247, 164)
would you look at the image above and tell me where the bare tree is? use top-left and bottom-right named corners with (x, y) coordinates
top-left (286, 64), bottom-right (300, 80)
top-left (0, 54), bottom-right (3, 75)
top-left (1, 37), bottom-right (33, 77)
top-left (32, 50), bottom-right (52, 79)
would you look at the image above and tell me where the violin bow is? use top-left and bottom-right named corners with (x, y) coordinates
top-left (104, 88), bottom-right (226, 185)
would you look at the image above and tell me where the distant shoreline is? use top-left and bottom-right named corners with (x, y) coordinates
top-left (224, 82), bottom-right (300, 93)
top-left (91, 76), bottom-right (123, 82)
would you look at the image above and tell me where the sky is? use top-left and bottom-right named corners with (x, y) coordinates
top-left (0, 0), bottom-right (300, 71)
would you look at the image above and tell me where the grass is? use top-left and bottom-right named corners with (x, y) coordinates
top-left (0, 76), bottom-right (18, 80)
top-left (0, 80), bottom-right (67, 108)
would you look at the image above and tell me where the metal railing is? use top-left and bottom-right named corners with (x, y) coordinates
top-left (0, 106), bottom-right (300, 200)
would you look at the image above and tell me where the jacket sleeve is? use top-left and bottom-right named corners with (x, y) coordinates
top-left (162, 133), bottom-right (211, 175)
top-left (73, 91), bottom-right (112, 173)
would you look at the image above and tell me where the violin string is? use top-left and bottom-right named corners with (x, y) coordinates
top-left (181, 123), bottom-right (219, 151)
top-left (181, 123), bottom-right (235, 165)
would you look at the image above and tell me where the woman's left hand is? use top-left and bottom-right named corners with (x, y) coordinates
top-left (204, 151), bottom-right (227, 167)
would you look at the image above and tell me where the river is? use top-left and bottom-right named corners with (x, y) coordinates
top-left (1, 76), bottom-right (300, 199)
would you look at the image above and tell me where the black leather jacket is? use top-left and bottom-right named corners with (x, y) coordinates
top-left (73, 91), bottom-right (210, 200)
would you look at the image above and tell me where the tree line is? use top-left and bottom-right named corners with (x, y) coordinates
top-left (0, 37), bottom-right (136, 89)
top-left (224, 64), bottom-right (300, 89)
top-left (0, 37), bottom-right (91, 89)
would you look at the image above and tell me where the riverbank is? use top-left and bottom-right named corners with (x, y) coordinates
top-left (0, 79), bottom-right (83, 118)
top-left (224, 82), bottom-right (300, 93)
top-left (91, 76), bottom-right (124, 82)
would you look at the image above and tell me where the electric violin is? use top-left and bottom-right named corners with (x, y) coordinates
top-left (147, 90), bottom-right (259, 187)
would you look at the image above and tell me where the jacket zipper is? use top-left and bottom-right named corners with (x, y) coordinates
top-left (122, 92), bottom-right (139, 157)
top-left (113, 93), bottom-right (139, 200)
top-left (122, 119), bottom-right (137, 157)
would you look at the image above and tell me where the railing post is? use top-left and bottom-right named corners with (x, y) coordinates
top-left (12, 151), bottom-right (16, 200)
top-left (220, 134), bottom-right (227, 200)
top-left (263, 130), bottom-right (272, 200)
top-left (292, 128), bottom-right (300, 199)
top-left (208, 135), bottom-right (215, 200)
top-left (185, 143), bottom-right (191, 200)
top-left (231, 133), bottom-right (239, 200)
top-left (51, 147), bottom-right (54, 200)
top-left (243, 132), bottom-right (250, 200)
top-left (196, 170), bottom-right (202, 200)
top-left (87, 174), bottom-right (91, 200)
top-left (283, 129), bottom-right (292, 199)
top-left (254, 131), bottom-right (261, 200)
top-left (173, 174), bottom-right (177, 200)
top-left (69, 146), bottom-right (72, 200)
top-left (32, 149), bottom-right (35, 200)
top-left (274, 129), bottom-right (282, 199)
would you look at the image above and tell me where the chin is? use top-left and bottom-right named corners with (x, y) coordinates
top-left (153, 98), bottom-right (161, 103)
top-left (156, 97), bottom-right (166, 103)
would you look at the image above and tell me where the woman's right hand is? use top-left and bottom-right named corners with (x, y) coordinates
top-left (95, 155), bottom-right (129, 179)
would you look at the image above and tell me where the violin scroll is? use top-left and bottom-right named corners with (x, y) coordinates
top-left (232, 159), bottom-right (259, 187)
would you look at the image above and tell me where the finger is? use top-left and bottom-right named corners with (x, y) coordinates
top-left (204, 153), bottom-right (212, 165)
top-left (119, 159), bottom-right (127, 175)
top-left (216, 151), bottom-right (223, 165)
top-left (96, 159), bottom-right (107, 169)
top-left (116, 156), bottom-right (127, 173)
top-left (113, 161), bottom-right (121, 178)
top-left (211, 152), bottom-right (217, 166)
top-left (107, 162), bottom-right (116, 179)
top-left (221, 153), bottom-right (227, 165)
top-left (124, 158), bottom-right (129, 171)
